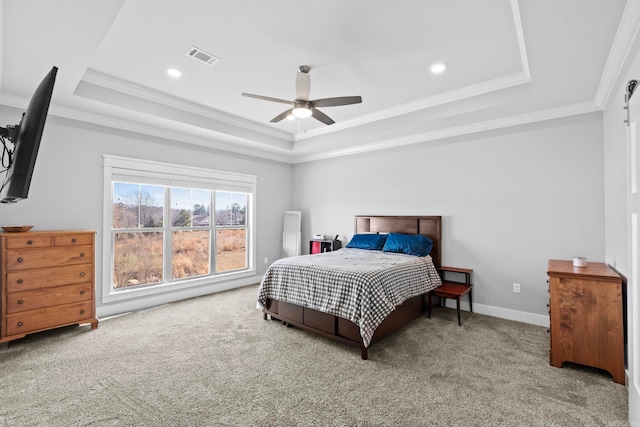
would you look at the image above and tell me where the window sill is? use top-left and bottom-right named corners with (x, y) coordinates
top-left (101, 269), bottom-right (257, 304)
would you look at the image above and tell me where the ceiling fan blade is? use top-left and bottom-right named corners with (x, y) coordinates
top-left (296, 69), bottom-right (311, 101)
top-left (242, 93), bottom-right (292, 105)
top-left (270, 109), bottom-right (293, 123)
top-left (312, 96), bottom-right (362, 108)
top-left (311, 108), bottom-right (335, 125)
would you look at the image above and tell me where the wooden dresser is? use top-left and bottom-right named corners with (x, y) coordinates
top-left (547, 259), bottom-right (624, 384)
top-left (1, 230), bottom-right (98, 345)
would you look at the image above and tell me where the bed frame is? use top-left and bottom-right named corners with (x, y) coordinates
top-left (261, 215), bottom-right (442, 359)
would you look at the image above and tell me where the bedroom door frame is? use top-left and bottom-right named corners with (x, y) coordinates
top-left (627, 83), bottom-right (640, 423)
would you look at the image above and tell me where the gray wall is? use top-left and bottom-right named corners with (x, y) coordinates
top-left (0, 104), bottom-right (608, 323)
top-left (293, 112), bottom-right (605, 324)
top-left (0, 105), bottom-right (293, 316)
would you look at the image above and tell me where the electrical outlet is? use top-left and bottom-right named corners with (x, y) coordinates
top-left (264, 257), bottom-right (269, 265)
top-left (513, 283), bottom-right (521, 293)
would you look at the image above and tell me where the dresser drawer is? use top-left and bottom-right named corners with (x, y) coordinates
top-left (6, 265), bottom-right (93, 292)
top-left (53, 233), bottom-right (93, 246)
top-left (5, 245), bottom-right (93, 270)
top-left (6, 283), bottom-right (93, 314)
top-left (4, 235), bottom-right (52, 249)
top-left (5, 301), bottom-right (94, 336)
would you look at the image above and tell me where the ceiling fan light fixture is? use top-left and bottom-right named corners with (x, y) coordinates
top-left (242, 66), bottom-right (362, 125)
top-left (292, 103), bottom-right (312, 118)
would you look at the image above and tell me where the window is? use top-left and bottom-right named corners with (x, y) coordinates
top-left (112, 182), bottom-right (165, 288)
top-left (215, 191), bottom-right (248, 273)
top-left (103, 155), bottom-right (256, 303)
top-left (170, 187), bottom-right (211, 280)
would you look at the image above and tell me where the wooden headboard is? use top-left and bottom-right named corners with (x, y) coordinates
top-left (354, 215), bottom-right (442, 268)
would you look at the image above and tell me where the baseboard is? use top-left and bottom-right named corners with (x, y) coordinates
top-left (96, 277), bottom-right (258, 319)
top-left (99, 282), bottom-right (551, 329)
top-left (439, 299), bottom-right (550, 327)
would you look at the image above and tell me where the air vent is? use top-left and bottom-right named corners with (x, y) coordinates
top-left (185, 46), bottom-right (220, 66)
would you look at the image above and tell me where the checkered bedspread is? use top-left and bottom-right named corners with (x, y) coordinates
top-left (256, 248), bottom-right (442, 347)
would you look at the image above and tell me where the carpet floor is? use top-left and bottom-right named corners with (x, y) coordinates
top-left (0, 284), bottom-right (629, 426)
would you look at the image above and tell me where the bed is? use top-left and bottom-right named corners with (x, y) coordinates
top-left (257, 215), bottom-right (442, 359)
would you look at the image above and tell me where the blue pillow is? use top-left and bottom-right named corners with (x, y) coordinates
top-left (346, 233), bottom-right (388, 250)
top-left (382, 233), bottom-right (433, 257)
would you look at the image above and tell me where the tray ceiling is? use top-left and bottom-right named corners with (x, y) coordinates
top-left (0, 0), bottom-right (632, 163)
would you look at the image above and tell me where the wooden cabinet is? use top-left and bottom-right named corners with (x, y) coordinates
top-left (1, 230), bottom-right (98, 344)
top-left (547, 259), bottom-right (624, 384)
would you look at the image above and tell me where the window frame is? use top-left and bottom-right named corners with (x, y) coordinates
top-left (214, 191), bottom-right (249, 273)
top-left (102, 155), bottom-right (256, 304)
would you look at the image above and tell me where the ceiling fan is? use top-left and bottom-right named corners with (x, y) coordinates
top-left (242, 65), bottom-right (362, 125)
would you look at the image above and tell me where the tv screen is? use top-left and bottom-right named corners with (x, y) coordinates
top-left (0, 66), bottom-right (58, 204)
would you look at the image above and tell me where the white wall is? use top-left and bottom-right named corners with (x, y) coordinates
top-left (0, 106), bottom-right (293, 316)
top-left (293, 112), bottom-right (605, 323)
top-left (602, 24), bottom-right (640, 426)
top-left (603, 39), bottom-right (640, 277)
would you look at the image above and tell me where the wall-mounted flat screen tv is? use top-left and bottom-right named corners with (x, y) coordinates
top-left (0, 66), bottom-right (58, 204)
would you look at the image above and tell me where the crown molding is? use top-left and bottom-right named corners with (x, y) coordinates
top-left (0, 91), bottom-right (295, 164)
top-left (297, 71), bottom-right (532, 141)
top-left (0, 88), bottom-right (603, 166)
top-left (291, 101), bottom-right (601, 164)
top-left (57, 103), bottom-right (296, 163)
top-left (80, 69), bottom-right (293, 142)
top-left (595, 0), bottom-right (640, 109)
top-left (510, 0), bottom-right (530, 81)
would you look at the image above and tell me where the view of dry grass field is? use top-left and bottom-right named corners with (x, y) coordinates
top-left (113, 229), bottom-right (246, 288)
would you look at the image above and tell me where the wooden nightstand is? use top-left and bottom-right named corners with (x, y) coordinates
top-left (547, 259), bottom-right (624, 384)
top-left (428, 266), bottom-right (473, 326)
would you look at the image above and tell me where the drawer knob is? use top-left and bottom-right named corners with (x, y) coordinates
top-left (17, 257), bottom-right (23, 263)
top-left (17, 322), bottom-right (23, 327)
top-left (80, 290), bottom-right (85, 295)
top-left (80, 253), bottom-right (85, 257)
top-left (80, 310), bottom-right (85, 315)
top-left (17, 279), bottom-right (23, 284)
top-left (72, 238), bottom-right (77, 243)
top-left (546, 303), bottom-right (550, 307)
top-left (27, 240), bottom-right (33, 245)
top-left (17, 300), bottom-right (23, 305)
top-left (80, 272), bottom-right (85, 277)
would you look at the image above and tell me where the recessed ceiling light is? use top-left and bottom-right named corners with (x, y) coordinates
top-left (429, 62), bottom-right (449, 74)
top-left (167, 68), bottom-right (182, 78)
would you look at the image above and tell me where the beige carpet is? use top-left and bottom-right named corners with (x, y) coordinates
top-left (0, 284), bottom-right (628, 426)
